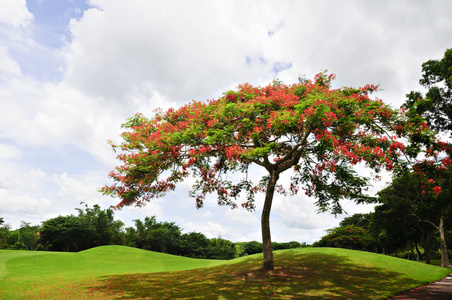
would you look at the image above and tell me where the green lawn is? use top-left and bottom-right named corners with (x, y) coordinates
top-left (1, 246), bottom-right (450, 299)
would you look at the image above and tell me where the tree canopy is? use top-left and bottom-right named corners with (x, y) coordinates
top-left (404, 48), bottom-right (452, 136)
top-left (102, 72), bottom-right (442, 270)
top-left (377, 163), bottom-right (452, 268)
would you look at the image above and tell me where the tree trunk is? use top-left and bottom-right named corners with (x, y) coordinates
top-left (421, 228), bottom-right (434, 264)
top-left (438, 215), bottom-right (451, 268)
top-left (414, 243), bottom-right (421, 262)
top-left (261, 171), bottom-right (279, 270)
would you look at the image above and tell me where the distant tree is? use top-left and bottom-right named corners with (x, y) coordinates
top-left (147, 221), bottom-right (182, 254)
top-left (126, 216), bottom-right (182, 254)
top-left (76, 203), bottom-right (125, 247)
top-left (339, 213), bottom-right (373, 230)
top-left (102, 72), bottom-right (440, 270)
top-left (208, 237), bottom-right (235, 260)
top-left (272, 241), bottom-right (301, 250)
top-left (40, 215), bottom-right (93, 252)
top-left (243, 241), bottom-right (263, 255)
top-left (234, 243), bottom-right (246, 258)
top-left (6, 230), bottom-right (19, 248)
top-left (18, 221), bottom-right (40, 250)
top-left (314, 225), bottom-right (373, 251)
top-left (403, 48), bottom-right (452, 136)
top-left (179, 232), bottom-right (210, 258)
top-left (0, 220), bottom-right (10, 249)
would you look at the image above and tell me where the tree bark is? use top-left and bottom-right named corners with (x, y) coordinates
top-left (422, 229), bottom-right (434, 264)
top-left (414, 243), bottom-right (421, 262)
top-left (438, 215), bottom-right (451, 268)
top-left (261, 171), bottom-right (279, 270)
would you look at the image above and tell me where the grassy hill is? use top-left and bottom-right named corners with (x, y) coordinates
top-left (1, 246), bottom-right (450, 299)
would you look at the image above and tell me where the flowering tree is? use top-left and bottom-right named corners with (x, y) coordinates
top-left (101, 72), bottom-right (441, 270)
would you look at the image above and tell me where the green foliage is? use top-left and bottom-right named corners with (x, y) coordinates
top-left (179, 232), bottom-right (210, 258)
top-left (126, 216), bottom-right (182, 254)
top-left (314, 225), bottom-right (373, 251)
top-left (339, 213), bottom-right (373, 229)
top-left (76, 203), bottom-right (126, 246)
top-left (208, 237), bottom-right (236, 259)
top-left (377, 166), bottom-right (452, 267)
top-left (40, 215), bottom-right (94, 252)
top-left (243, 240), bottom-right (262, 255)
top-left (403, 48), bottom-right (452, 135)
top-left (39, 204), bottom-right (126, 252)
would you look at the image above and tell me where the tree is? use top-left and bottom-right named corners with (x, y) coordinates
top-left (314, 225), bottom-right (373, 251)
top-left (243, 241), bottom-right (263, 255)
top-left (179, 232), bottom-right (210, 258)
top-left (339, 213), bottom-right (373, 229)
top-left (76, 203), bottom-right (125, 247)
top-left (208, 237), bottom-right (236, 259)
top-left (0, 219), bottom-right (10, 249)
top-left (377, 164), bottom-right (452, 268)
top-left (101, 72), bottom-right (440, 270)
top-left (403, 48), bottom-right (452, 136)
top-left (40, 215), bottom-right (94, 251)
top-left (18, 221), bottom-right (40, 250)
top-left (126, 216), bottom-right (183, 254)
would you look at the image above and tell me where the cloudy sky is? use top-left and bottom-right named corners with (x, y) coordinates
top-left (1, 0), bottom-right (451, 244)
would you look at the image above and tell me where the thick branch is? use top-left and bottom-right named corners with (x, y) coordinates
top-left (276, 130), bottom-right (311, 172)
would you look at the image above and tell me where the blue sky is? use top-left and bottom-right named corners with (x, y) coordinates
top-left (1, 0), bottom-right (452, 243)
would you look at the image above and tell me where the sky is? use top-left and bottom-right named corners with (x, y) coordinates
top-left (1, 0), bottom-right (452, 244)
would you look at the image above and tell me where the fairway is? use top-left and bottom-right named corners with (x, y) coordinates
top-left (1, 246), bottom-right (450, 299)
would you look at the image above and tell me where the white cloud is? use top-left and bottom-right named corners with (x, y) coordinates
top-left (0, 45), bottom-right (21, 76)
top-left (2, 0), bottom-right (452, 243)
top-left (0, 144), bottom-right (21, 159)
top-left (29, 168), bottom-right (46, 180)
top-left (225, 208), bottom-right (259, 226)
top-left (183, 220), bottom-right (227, 239)
top-left (0, 0), bottom-right (33, 28)
top-left (62, 1), bottom-right (288, 103)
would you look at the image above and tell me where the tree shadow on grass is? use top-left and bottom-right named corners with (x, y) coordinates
top-left (86, 251), bottom-right (429, 299)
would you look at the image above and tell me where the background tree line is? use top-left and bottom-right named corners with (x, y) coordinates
top-left (0, 204), bottom-right (303, 260)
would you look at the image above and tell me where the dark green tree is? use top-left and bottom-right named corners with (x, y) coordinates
top-left (76, 203), bottom-right (125, 247)
top-left (272, 241), bottom-right (302, 250)
top-left (127, 216), bottom-right (182, 254)
top-left (40, 215), bottom-right (94, 251)
top-left (339, 213), bottom-right (373, 229)
top-left (18, 222), bottom-right (40, 250)
top-left (373, 200), bottom-right (435, 261)
top-left (208, 237), bottom-right (236, 259)
top-left (179, 232), bottom-right (210, 258)
top-left (314, 225), bottom-right (373, 251)
top-left (403, 48), bottom-right (452, 136)
top-left (377, 165), bottom-right (452, 268)
top-left (0, 219), bottom-right (10, 249)
top-left (243, 241), bottom-right (263, 255)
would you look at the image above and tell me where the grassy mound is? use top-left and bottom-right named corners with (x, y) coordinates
top-left (1, 246), bottom-right (450, 299)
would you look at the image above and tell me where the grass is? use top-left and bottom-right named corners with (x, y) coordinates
top-left (1, 246), bottom-right (450, 299)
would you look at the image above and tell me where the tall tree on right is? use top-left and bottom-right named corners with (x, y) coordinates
top-left (404, 48), bottom-right (452, 136)
top-left (377, 162), bottom-right (452, 268)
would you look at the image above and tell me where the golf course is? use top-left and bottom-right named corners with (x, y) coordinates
top-left (0, 245), bottom-right (450, 299)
